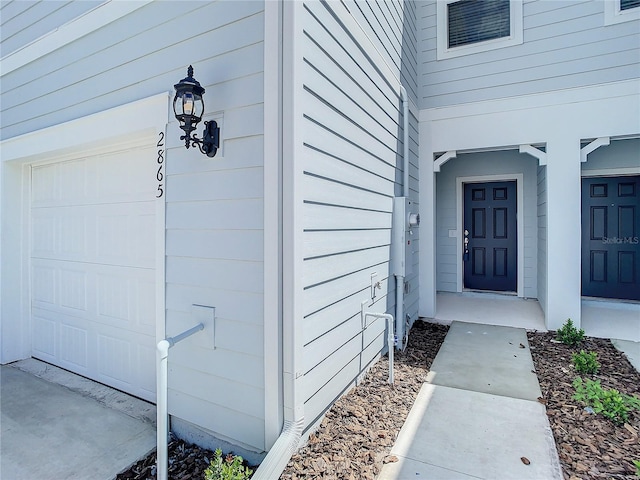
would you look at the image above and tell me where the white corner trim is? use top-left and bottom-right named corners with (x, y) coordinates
top-left (580, 137), bottom-right (610, 163)
top-left (434, 151), bottom-right (457, 172)
top-left (519, 144), bottom-right (547, 165)
top-left (1, 92), bottom-right (170, 163)
top-left (456, 174), bottom-right (524, 298)
top-left (263, 0), bottom-right (283, 451)
top-left (0, 0), bottom-right (153, 76)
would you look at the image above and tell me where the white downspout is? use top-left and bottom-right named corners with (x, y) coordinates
top-left (395, 85), bottom-right (410, 350)
top-left (252, 1), bottom-right (304, 477)
top-left (251, 304), bottom-right (304, 480)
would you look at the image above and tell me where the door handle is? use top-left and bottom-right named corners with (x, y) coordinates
top-left (463, 229), bottom-right (470, 261)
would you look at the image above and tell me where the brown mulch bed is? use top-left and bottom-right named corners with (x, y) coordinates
top-left (281, 321), bottom-right (449, 480)
top-left (116, 321), bottom-right (449, 480)
top-left (117, 439), bottom-right (219, 479)
top-left (528, 332), bottom-right (640, 479)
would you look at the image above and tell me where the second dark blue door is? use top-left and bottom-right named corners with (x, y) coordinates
top-left (463, 181), bottom-right (517, 292)
top-left (581, 176), bottom-right (640, 301)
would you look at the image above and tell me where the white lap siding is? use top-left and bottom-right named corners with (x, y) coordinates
top-left (418, 0), bottom-right (640, 109)
top-left (301, 0), bottom-right (417, 427)
top-left (1, 1), bottom-right (267, 452)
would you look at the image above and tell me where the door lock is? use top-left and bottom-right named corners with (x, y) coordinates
top-left (463, 229), bottom-right (470, 261)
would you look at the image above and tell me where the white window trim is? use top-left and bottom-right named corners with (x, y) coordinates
top-left (604, 0), bottom-right (640, 25)
top-left (436, 0), bottom-right (523, 60)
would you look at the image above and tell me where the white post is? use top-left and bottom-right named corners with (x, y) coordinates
top-left (545, 138), bottom-right (582, 330)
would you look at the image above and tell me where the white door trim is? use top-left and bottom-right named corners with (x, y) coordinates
top-left (456, 173), bottom-right (524, 297)
top-left (1, 93), bottom-right (169, 368)
top-left (581, 167), bottom-right (640, 177)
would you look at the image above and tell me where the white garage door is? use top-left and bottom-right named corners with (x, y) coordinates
top-left (30, 145), bottom-right (158, 402)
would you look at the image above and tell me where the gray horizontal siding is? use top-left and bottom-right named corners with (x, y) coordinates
top-left (1, 1), bottom-right (264, 140)
top-left (418, 0), bottom-right (640, 108)
top-left (342, 0), bottom-right (419, 105)
top-left (301, 0), bottom-right (416, 428)
top-left (1, 0), bottom-right (267, 451)
top-left (0, 0), bottom-right (101, 57)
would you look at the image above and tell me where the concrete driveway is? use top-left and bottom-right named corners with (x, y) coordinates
top-left (1, 359), bottom-right (156, 480)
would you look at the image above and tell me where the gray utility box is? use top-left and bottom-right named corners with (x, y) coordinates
top-left (392, 197), bottom-right (420, 277)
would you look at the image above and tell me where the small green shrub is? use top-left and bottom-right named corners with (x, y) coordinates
top-left (573, 377), bottom-right (640, 425)
top-left (572, 350), bottom-right (600, 374)
top-left (556, 319), bottom-right (585, 346)
top-left (634, 459), bottom-right (640, 477)
top-left (204, 449), bottom-right (253, 480)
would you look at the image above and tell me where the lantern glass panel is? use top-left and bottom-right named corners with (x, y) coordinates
top-left (183, 92), bottom-right (194, 116)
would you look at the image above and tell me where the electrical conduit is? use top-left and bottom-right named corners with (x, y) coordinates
top-left (395, 85), bottom-right (410, 350)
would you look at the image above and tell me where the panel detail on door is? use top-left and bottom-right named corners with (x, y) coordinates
top-left (582, 176), bottom-right (640, 301)
top-left (30, 147), bottom-right (157, 402)
top-left (464, 181), bottom-right (517, 291)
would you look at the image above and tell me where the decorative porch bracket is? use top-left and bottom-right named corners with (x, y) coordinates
top-left (519, 144), bottom-right (547, 165)
top-left (434, 150), bottom-right (457, 172)
top-left (580, 137), bottom-right (610, 163)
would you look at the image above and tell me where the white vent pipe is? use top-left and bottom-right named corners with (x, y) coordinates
top-left (157, 323), bottom-right (204, 480)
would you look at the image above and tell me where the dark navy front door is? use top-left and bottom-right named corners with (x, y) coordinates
top-left (581, 176), bottom-right (640, 301)
top-left (463, 181), bottom-right (517, 292)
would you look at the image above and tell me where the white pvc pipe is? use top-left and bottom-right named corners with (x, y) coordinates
top-left (363, 312), bottom-right (395, 384)
top-left (156, 324), bottom-right (204, 480)
top-left (156, 340), bottom-right (170, 480)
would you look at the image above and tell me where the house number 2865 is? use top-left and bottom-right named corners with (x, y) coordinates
top-left (156, 132), bottom-right (165, 198)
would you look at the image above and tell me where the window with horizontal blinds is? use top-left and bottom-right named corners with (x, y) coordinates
top-left (448, 0), bottom-right (511, 48)
top-left (621, 0), bottom-right (640, 11)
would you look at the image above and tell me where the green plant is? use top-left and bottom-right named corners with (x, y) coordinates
top-left (573, 378), bottom-right (640, 425)
top-left (556, 319), bottom-right (585, 346)
top-left (204, 449), bottom-right (253, 480)
top-left (634, 459), bottom-right (640, 477)
top-left (572, 350), bottom-right (600, 374)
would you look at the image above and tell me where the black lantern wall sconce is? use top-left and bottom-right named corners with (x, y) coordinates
top-left (173, 65), bottom-right (220, 157)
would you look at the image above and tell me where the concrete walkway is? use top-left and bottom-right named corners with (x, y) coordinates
top-left (1, 360), bottom-right (156, 480)
top-left (378, 321), bottom-right (563, 480)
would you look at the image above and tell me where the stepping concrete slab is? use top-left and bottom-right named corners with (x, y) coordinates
top-left (611, 339), bottom-right (640, 373)
top-left (378, 321), bottom-right (562, 480)
top-left (1, 365), bottom-right (156, 480)
top-left (378, 383), bottom-right (562, 480)
top-left (426, 321), bottom-right (541, 401)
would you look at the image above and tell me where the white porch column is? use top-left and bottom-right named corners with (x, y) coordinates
top-left (418, 122), bottom-right (436, 318)
top-left (545, 138), bottom-right (582, 331)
